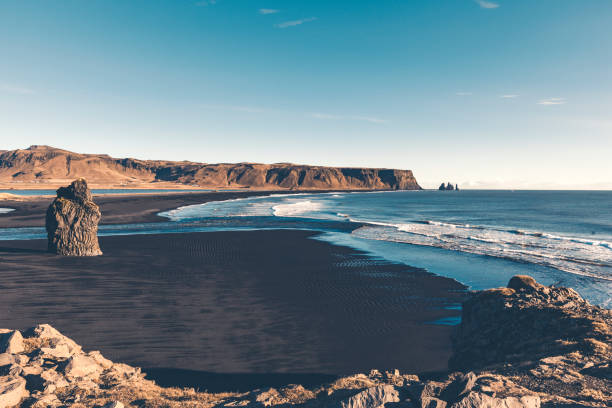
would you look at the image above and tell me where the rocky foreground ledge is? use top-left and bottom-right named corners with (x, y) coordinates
top-left (1, 276), bottom-right (610, 408)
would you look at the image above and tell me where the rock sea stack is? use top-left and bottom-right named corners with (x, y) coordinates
top-left (0, 276), bottom-right (609, 407)
top-left (438, 183), bottom-right (457, 191)
top-left (45, 178), bottom-right (102, 256)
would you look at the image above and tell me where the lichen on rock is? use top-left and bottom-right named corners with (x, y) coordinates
top-left (45, 178), bottom-right (102, 256)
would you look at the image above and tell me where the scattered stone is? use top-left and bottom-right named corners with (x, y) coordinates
top-left (102, 402), bottom-right (125, 408)
top-left (439, 372), bottom-right (477, 404)
top-left (448, 392), bottom-right (540, 408)
top-left (422, 397), bottom-right (447, 408)
top-left (31, 393), bottom-right (61, 407)
top-left (0, 331), bottom-right (24, 354)
top-left (507, 275), bottom-right (540, 291)
top-left (0, 354), bottom-right (15, 366)
top-left (45, 178), bottom-right (103, 256)
top-left (337, 384), bottom-right (400, 408)
top-left (25, 324), bottom-right (82, 359)
top-left (0, 376), bottom-right (28, 407)
top-left (62, 354), bottom-right (103, 379)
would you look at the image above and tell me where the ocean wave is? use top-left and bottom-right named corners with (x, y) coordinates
top-left (273, 200), bottom-right (324, 217)
top-left (350, 222), bottom-right (612, 282)
top-left (157, 192), bottom-right (612, 284)
top-left (412, 220), bottom-right (612, 249)
top-left (0, 208), bottom-right (15, 214)
top-left (160, 193), bottom-right (322, 221)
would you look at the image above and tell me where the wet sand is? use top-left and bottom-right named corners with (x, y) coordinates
top-left (0, 230), bottom-right (466, 390)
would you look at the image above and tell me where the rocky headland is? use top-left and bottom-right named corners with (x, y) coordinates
top-left (45, 179), bottom-right (102, 256)
top-left (0, 146), bottom-right (421, 191)
top-left (0, 276), bottom-right (609, 408)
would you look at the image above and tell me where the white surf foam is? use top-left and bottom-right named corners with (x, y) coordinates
top-left (159, 193), bottom-right (314, 220)
top-left (272, 200), bottom-right (324, 217)
top-left (0, 208), bottom-right (15, 214)
top-left (158, 192), bottom-right (612, 284)
top-left (351, 221), bottom-right (612, 282)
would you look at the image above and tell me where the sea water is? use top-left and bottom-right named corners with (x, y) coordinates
top-left (2, 190), bottom-right (610, 307)
top-left (160, 190), bottom-right (612, 307)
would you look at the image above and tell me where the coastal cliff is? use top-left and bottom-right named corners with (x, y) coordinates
top-left (1, 276), bottom-right (609, 407)
top-left (0, 146), bottom-right (421, 191)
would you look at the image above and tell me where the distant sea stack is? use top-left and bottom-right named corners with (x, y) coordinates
top-left (0, 146), bottom-right (421, 191)
top-left (439, 182), bottom-right (459, 191)
top-left (45, 178), bottom-right (103, 256)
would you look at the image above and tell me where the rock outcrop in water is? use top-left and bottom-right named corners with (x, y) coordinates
top-left (0, 276), bottom-right (609, 407)
top-left (0, 145), bottom-right (421, 191)
top-left (438, 182), bottom-right (456, 191)
top-left (45, 178), bottom-right (102, 256)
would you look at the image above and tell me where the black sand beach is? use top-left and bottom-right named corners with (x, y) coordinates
top-left (0, 191), bottom-right (468, 391)
top-left (0, 190), bottom-right (276, 228)
top-left (0, 230), bottom-right (466, 390)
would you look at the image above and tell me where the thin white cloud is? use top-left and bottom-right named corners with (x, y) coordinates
top-left (201, 105), bottom-right (386, 123)
top-left (0, 83), bottom-right (36, 95)
top-left (309, 112), bottom-right (387, 124)
top-left (500, 94), bottom-right (519, 98)
top-left (202, 104), bottom-right (269, 113)
top-left (538, 97), bottom-right (566, 106)
top-left (475, 0), bottom-right (500, 9)
top-left (195, 0), bottom-right (216, 6)
top-left (455, 92), bottom-right (473, 96)
top-left (275, 17), bottom-right (317, 28)
top-left (259, 9), bottom-right (280, 15)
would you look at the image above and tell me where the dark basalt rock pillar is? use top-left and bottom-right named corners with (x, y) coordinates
top-left (45, 178), bottom-right (102, 256)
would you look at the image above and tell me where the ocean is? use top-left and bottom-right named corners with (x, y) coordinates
top-left (2, 190), bottom-right (611, 307)
top-left (159, 190), bottom-right (612, 307)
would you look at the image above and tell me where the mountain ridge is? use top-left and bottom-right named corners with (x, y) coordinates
top-left (0, 146), bottom-right (422, 190)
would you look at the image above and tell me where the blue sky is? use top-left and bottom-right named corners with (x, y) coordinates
top-left (0, 0), bottom-right (611, 189)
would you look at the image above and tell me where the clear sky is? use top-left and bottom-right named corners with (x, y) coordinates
top-left (1, 0), bottom-right (611, 189)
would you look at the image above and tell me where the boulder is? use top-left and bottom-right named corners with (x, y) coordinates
top-left (507, 275), bottom-right (540, 291)
top-left (406, 381), bottom-right (445, 406)
top-left (62, 354), bottom-right (103, 379)
top-left (0, 330), bottom-right (24, 354)
top-left (45, 178), bottom-right (102, 256)
top-left (422, 398), bottom-right (447, 408)
top-left (337, 384), bottom-right (400, 408)
top-left (0, 354), bottom-right (14, 366)
top-left (25, 324), bottom-right (82, 360)
top-left (449, 391), bottom-right (540, 408)
top-left (39, 368), bottom-right (69, 390)
top-left (31, 393), bottom-right (61, 407)
top-left (439, 372), bottom-right (477, 404)
top-left (0, 376), bottom-right (28, 407)
top-left (450, 275), bottom-right (610, 370)
top-left (89, 350), bottom-right (113, 370)
top-left (103, 402), bottom-right (125, 408)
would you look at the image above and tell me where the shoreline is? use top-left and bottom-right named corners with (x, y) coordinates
top-left (0, 190), bottom-right (276, 228)
top-left (0, 189), bottom-right (390, 228)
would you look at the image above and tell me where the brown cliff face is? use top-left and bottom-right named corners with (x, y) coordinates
top-left (45, 179), bottom-right (103, 256)
top-left (0, 146), bottom-right (421, 190)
